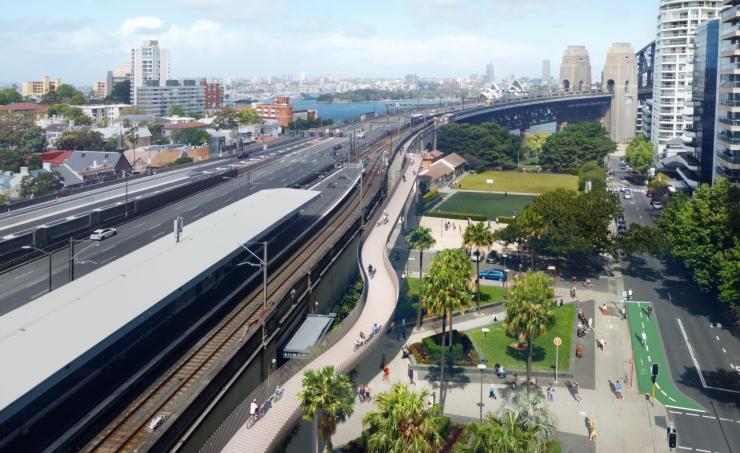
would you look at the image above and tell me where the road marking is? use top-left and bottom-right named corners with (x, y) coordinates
top-left (100, 254), bottom-right (117, 265)
top-left (716, 336), bottom-right (720, 341)
top-left (224, 197), bottom-right (233, 203)
top-left (30, 289), bottom-right (49, 299)
top-left (677, 318), bottom-right (708, 388)
top-left (24, 278), bottom-right (45, 288)
top-left (684, 412), bottom-right (700, 417)
top-left (677, 447), bottom-right (692, 451)
top-left (701, 415), bottom-right (714, 419)
top-left (671, 410), bottom-right (684, 415)
top-left (648, 355), bottom-right (652, 362)
top-left (696, 449), bottom-right (711, 453)
top-left (723, 348), bottom-right (727, 353)
top-left (13, 270), bottom-right (34, 280)
top-left (192, 212), bottom-right (203, 219)
top-left (132, 222), bottom-right (145, 229)
top-left (147, 223), bottom-right (160, 231)
top-left (152, 231), bottom-right (166, 239)
top-left (669, 396), bottom-right (676, 402)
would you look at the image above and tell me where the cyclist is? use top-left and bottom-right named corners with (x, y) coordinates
top-left (273, 385), bottom-right (283, 402)
top-left (249, 398), bottom-right (260, 419)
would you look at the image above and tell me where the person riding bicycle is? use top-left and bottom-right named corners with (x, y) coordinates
top-left (249, 398), bottom-right (260, 418)
top-left (273, 385), bottom-right (283, 401)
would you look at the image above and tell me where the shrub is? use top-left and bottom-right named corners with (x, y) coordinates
top-left (426, 211), bottom-right (487, 222)
top-left (411, 330), bottom-right (480, 365)
top-left (422, 188), bottom-right (440, 201)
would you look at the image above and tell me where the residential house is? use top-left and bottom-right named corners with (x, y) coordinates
top-left (0, 103), bottom-right (48, 120)
top-left (418, 152), bottom-right (468, 189)
top-left (53, 151), bottom-right (132, 186)
top-left (0, 165), bottom-right (51, 199)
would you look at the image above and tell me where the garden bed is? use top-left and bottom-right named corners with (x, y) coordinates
top-left (410, 330), bottom-right (481, 366)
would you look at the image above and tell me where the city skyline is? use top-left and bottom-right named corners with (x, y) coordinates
top-left (1, 0), bottom-right (656, 84)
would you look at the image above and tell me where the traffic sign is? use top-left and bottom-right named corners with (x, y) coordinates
top-left (553, 337), bottom-right (562, 346)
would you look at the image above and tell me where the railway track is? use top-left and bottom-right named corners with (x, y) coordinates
top-left (82, 136), bottom-right (391, 453)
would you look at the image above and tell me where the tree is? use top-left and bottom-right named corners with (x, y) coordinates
top-left (169, 155), bottom-right (194, 166)
top-left (171, 128), bottom-right (209, 146)
top-left (0, 150), bottom-right (25, 172)
top-left (649, 172), bottom-right (671, 196)
top-left (421, 248), bottom-right (472, 389)
top-left (27, 154), bottom-right (43, 170)
top-left (437, 122), bottom-right (521, 171)
top-left (47, 104), bottom-right (91, 125)
top-left (716, 239), bottom-right (740, 312)
top-left (106, 80), bottom-right (131, 104)
top-left (19, 171), bottom-right (63, 198)
top-left (657, 179), bottom-right (740, 304)
top-left (625, 134), bottom-right (654, 176)
top-left (522, 131), bottom-right (550, 159)
top-left (56, 130), bottom-right (104, 150)
top-left (238, 109), bottom-right (262, 125)
top-left (578, 160), bottom-right (606, 192)
top-left (498, 387), bottom-right (557, 442)
top-left (463, 222), bottom-right (494, 310)
top-left (0, 111), bottom-right (33, 148)
top-left (42, 84), bottom-right (86, 105)
top-left (298, 366), bottom-right (355, 453)
top-left (405, 226), bottom-right (436, 327)
top-left (459, 413), bottom-right (541, 453)
top-left (19, 126), bottom-right (47, 153)
top-left (168, 105), bottom-right (186, 116)
top-left (0, 87), bottom-right (22, 105)
top-left (504, 271), bottom-right (556, 392)
top-left (288, 116), bottom-right (333, 130)
top-left (362, 384), bottom-right (444, 453)
top-left (539, 122), bottom-right (616, 172)
top-left (495, 188), bottom-right (621, 263)
top-left (213, 108), bottom-right (240, 130)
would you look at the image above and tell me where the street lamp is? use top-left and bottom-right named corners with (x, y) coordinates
top-left (268, 357), bottom-right (276, 388)
top-left (68, 237), bottom-right (99, 282)
top-left (237, 241), bottom-right (268, 310)
top-left (480, 328), bottom-right (490, 363)
top-left (477, 363), bottom-right (487, 422)
top-left (21, 245), bottom-right (52, 294)
top-left (314, 301), bottom-right (319, 314)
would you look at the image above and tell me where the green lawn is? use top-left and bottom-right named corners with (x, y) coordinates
top-left (396, 277), bottom-right (506, 321)
top-left (626, 302), bottom-right (702, 411)
top-left (432, 192), bottom-right (533, 220)
top-left (466, 303), bottom-right (575, 372)
top-left (459, 170), bottom-right (578, 194)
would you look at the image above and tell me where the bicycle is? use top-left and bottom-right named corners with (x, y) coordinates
top-left (246, 407), bottom-right (262, 429)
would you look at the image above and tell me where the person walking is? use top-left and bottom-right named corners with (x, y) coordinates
top-left (407, 364), bottom-right (415, 385)
top-left (641, 331), bottom-right (647, 348)
top-left (489, 383), bottom-right (497, 399)
top-left (546, 384), bottom-right (554, 402)
top-left (573, 382), bottom-right (582, 404)
top-left (647, 304), bottom-right (653, 319)
top-left (512, 373), bottom-right (518, 389)
top-left (383, 365), bottom-right (390, 381)
top-left (615, 380), bottom-right (623, 400)
top-left (358, 384), bottom-right (365, 402)
top-left (364, 384), bottom-right (372, 400)
top-left (589, 419), bottom-right (598, 442)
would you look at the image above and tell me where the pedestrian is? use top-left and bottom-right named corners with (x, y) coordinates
top-left (512, 373), bottom-right (518, 389)
top-left (408, 363), bottom-right (415, 385)
top-left (427, 393), bottom-right (434, 407)
top-left (641, 331), bottom-right (647, 347)
top-left (647, 304), bottom-right (653, 319)
top-left (489, 383), bottom-right (497, 399)
top-left (573, 382), bottom-right (582, 404)
top-left (628, 288), bottom-right (633, 300)
top-left (589, 419), bottom-right (598, 442)
top-left (401, 318), bottom-right (406, 335)
top-left (615, 380), bottom-right (623, 400)
top-left (546, 384), bottom-right (554, 402)
top-left (358, 384), bottom-right (365, 402)
top-left (383, 365), bottom-right (390, 381)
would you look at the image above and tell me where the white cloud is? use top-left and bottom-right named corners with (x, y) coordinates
top-left (121, 16), bottom-right (165, 35)
top-left (164, 0), bottom-right (285, 21)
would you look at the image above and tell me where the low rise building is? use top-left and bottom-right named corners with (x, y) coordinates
top-left (251, 96), bottom-right (293, 127)
top-left (418, 151), bottom-right (468, 189)
top-left (51, 150), bottom-right (132, 185)
top-left (80, 104), bottom-right (129, 123)
top-left (200, 79), bottom-right (223, 112)
top-left (0, 166), bottom-right (51, 199)
top-left (21, 76), bottom-right (61, 98)
top-left (0, 103), bottom-right (48, 120)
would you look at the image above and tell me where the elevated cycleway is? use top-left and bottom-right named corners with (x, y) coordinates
top-left (211, 149), bottom-right (421, 453)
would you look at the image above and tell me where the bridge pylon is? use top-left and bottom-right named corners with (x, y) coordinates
top-left (602, 43), bottom-right (638, 143)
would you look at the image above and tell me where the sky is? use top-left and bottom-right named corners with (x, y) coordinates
top-left (0, 0), bottom-right (657, 85)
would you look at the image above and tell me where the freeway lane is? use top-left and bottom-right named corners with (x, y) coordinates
top-left (611, 156), bottom-right (740, 453)
top-left (0, 135), bottom-right (353, 313)
top-left (0, 136), bottom-right (315, 238)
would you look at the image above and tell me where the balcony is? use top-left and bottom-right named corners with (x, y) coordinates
top-left (718, 117), bottom-right (740, 131)
top-left (715, 165), bottom-right (740, 184)
top-left (716, 150), bottom-right (740, 169)
top-left (717, 131), bottom-right (740, 149)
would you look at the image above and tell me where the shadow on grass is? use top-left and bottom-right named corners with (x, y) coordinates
top-left (504, 344), bottom-right (546, 363)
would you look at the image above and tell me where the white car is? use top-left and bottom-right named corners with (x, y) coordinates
top-left (651, 200), bottom-right (663, 210)
top-left (90, 227), bottom-right (117, 241)
top-left (623, 190), bottom-right (633, 200)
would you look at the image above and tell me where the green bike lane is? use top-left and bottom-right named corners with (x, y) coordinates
top-left (626, 301), bottom-right (703, 412)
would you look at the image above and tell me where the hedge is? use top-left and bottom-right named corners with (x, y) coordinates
top-left (496, 216), bottom-right (515, 224)
top-left (425, 211), bottom-right (487, 222)
top-left (421, 189), bottom-right (440, 201)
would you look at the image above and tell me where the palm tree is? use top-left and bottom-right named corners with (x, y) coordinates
top-left (504, 271), bottom-right (556, 392)
top-left (421, 249), bottom-right (472, 391)
top-left (298, 366), bottom-right (355, 453)
top-left (649, 172), bottom-right (670, 197)
top-left (499, 387), bottom-right (557, 442)
top-left (463, 222), bottom-right (494, 311)
top-left (458, 413), bottom-right (540, 453)
top-left (362, 383), bottom-right (444, 453)
top-left (405, 227), bottom-right (436, 328)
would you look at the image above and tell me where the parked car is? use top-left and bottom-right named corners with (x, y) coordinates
top-left (485, 250), bottom-right (498, 263)
top-left (90, 228), bottom-right (117, 241)
top-left (623, 189), bottom-right (633, 200)
top-left (480, 269), bottom-right (507, 281)
top-left (148, 414), bottom-right (166, 432)
top-left (646, 189), bottom-right (655, 198)
top-left (470, 250), bottom-right (482, 262)
top-left (333, 144), bottom-right (342, 150)
top-left (616, 215), bottom-right (625, 225)
top-left (237, 152), bottom-right (250, 159)
top-left (651, 200), bottom-right (664, 210)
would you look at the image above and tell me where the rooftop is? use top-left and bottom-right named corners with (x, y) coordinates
top-left (0, 188), bottom-right (320, 421)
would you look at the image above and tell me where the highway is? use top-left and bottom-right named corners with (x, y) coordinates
top-left (611, 156), bottom-right (740, 453)
top-left (0, 119), bottom-right (404, 314)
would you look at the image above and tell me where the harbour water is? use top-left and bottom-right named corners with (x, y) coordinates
top-left (287, 98), bottom-right (456, 122)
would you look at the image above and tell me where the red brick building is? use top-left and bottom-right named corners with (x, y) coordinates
top-left (199, 79), bottom-right (223, 112)
top-left (252, 96), bottom-right (293, 127)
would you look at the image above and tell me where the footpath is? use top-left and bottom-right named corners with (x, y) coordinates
top-left (316, 268), bottom-right (671, 453)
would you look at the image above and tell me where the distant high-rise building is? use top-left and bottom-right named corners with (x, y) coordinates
top-left (130, 40), bottom-right (171, 105)
top-left (542, 60), bottom-right (551, 85)
top-left (485, 62), bottom-right (495, 83)
top-left (405, 73), bottom-right (419, 89)
top-left (714, 0), bottom-right (740, 185)
top-left (651, 0), bottom-right (721, 156)
top-left (200, 79), bottom-right (224, 112)
top-left (135, 79), bottom-right (204, 116)
top-left (21, 76), bottom-right (61, 98)
top-left (559, 46), bottom-right (591, 92)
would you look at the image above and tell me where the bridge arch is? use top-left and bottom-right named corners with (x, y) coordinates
top-left (562, 80), bottom-right (570, 92)
top-left (607, 79), bottom-right (615, 93)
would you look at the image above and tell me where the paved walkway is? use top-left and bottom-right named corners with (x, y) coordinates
top-left (328, 269), bottom-right (671, 453)
top-left (418, 216), bottom-right (515, 253)
top-left (222, 150), bottom-right (422, 452)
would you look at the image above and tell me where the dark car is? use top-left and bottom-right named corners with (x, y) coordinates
top-left (333, 144), bottom-right (342, 150)
top-left (485, 250), bottom-right (498, 263)
top-left (237, 152), bottom-right (250, 159)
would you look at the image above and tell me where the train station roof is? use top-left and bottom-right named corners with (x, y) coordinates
top-left (0, 188), bottom-right (319, 420)
top-left (281, 314), bottom-right (336, 359)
